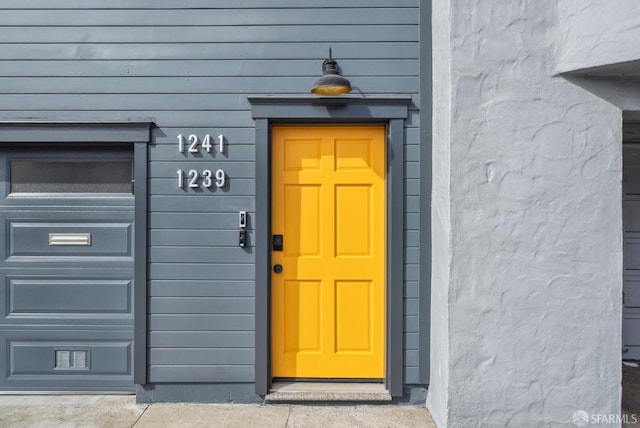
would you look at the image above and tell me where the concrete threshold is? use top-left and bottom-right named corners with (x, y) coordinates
top-left (265, 382), bottom-right (392, 402)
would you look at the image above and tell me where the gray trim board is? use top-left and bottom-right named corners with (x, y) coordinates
top-left (134, 140), bottom-right (149, 385)
top-left (387, 118), bottom-right (405, 397)
top-left (249, 96), bottom-right (409, 397)
top-left (0, 121), bottom-right (152, 386)
top-left (0, 121), bottom-right (153, 143)
top-left (249, 96), bottom-right (412, 120)
top-left (254, 117), bottom-right (271, 396)
top-left (418, 0), bottom-right (432, 385)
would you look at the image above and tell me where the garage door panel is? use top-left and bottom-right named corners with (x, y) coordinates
top-left (3, 277), bottom-right (132, 321)
top-left (0, 330), bottom-right (133, 391)
top-left (0, 271), bottom-right (134, 327)
top-left (7, 221), bottom-right (133, 258)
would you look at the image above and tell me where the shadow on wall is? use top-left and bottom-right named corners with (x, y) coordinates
top-left (560, 59), bottom-right (640, 112)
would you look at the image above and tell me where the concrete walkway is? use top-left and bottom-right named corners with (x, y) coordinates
top-left (0, 395), bottom-right (437, 428)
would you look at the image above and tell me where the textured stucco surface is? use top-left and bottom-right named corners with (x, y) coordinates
top-left (429, 1), bottom-right (623, 426)
top-left (557, 0), bottom-right (640, 73)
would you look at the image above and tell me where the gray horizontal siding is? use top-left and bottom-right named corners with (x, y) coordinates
top-left (150, 332), bottom-right (254, 348)
top-left (406, 213), bottom-right (420, 229)
top-left (406, 179), bottom-right (420, 196)
top-left (406, 144), bottom-right (420, 159)
top-left (405, 316), bottom-right (419, 333)
top-left (2, 0), bottom-right (418, 9)
top-left (149, 297), bottom-right (255, 314)
top-left (149, 162), bottom-right (254, 178)
top-left (150, 349), bottom-right (254, 366)
top-left (150, 213), bottom-right (254, 229)
top-left (150, 248), bottom-right (255, 263)
top-left (406, 264), bottom-right (420, 282)
top-left (405, 333), bottom-right (419, 350)
top-left (149, 315), bottom-right (254, 331)
top-left (0, 42), bottom-right (419, 60)
top-left (150, 180), bottom-right (255, 196)
top-left (406, 282), bottom-right (420, 299)
top-left (149, 281), bottom-right (255, 298)
top-left (149, 265), bottom-right (255, 281)
top-left (0, 60), bottom-right (418, 77)
top-left (148, 196), bottom-right (255, 213)
top-left (405, 367), bottom-right (419, 383)
top-left (405, 247), bottom-right (420, 264)
top-left (0, 77), bottom-right (418, 95)
top-left (404, 114), bottom-right (420, 383)
top-left (405, 350), bottom-right (419, 367)
top-left (0, 2), bottom-right (422, 388)
top-left (151, 145), bottom-right (255, 162)
top-left (0, 9), bottom-right (418, 26)
top-left (149, 366), bottom-right (254, 383)
top-left (405, 300), bottom-right (420, 318)
top-left (0, 26), bottom-right (417, 43)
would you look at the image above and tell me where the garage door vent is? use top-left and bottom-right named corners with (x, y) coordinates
top-left (55, 350), bottom-right (88, 370)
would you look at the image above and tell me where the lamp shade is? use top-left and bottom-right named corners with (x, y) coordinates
top-left (311, 50), bottom-right (352, 96)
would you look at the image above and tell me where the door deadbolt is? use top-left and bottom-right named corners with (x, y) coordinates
top-left (273, 264), bottom-right (283, 274)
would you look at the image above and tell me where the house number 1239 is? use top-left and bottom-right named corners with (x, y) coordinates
top-left (177, 169), bottom-right (225, 189)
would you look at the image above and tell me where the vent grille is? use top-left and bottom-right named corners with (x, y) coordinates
top-left (55, 350), bottom-right (88, 370)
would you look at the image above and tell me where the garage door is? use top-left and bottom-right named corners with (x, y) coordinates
top-left (0, 145), bottom-right (135, 391)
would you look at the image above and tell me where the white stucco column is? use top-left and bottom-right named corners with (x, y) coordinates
top-left (428, 1), bottom-right (623, 426)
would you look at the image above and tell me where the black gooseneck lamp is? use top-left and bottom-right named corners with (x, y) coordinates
top-left (310, 48), bottom-right (352, 96)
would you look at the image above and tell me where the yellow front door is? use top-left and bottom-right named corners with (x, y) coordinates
top-left (271, 125), bottom-right (386, 379)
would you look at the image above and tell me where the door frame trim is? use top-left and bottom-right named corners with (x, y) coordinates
top-left (249, 97), bottom-right (410, 397)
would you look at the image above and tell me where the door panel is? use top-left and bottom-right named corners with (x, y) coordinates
top-left (271, 125), bottom-right (385, 379)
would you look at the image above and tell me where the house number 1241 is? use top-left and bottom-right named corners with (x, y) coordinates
top-left (177, 134), bottom-right (224, 154)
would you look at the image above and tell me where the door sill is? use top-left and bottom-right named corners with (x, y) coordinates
top-left (265, 382), bottom-right (392, 402)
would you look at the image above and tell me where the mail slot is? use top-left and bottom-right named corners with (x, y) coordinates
top-left (49, 233), bottom-right (92, 246)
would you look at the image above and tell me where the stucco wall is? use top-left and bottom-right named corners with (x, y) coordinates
top-left (429, 1), bottom-right (623, 426)
top-left (557, 0), bottom-right (640, 73)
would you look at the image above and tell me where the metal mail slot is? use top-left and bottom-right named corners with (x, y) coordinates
top-left (49, 233), bottom-right (92, 246)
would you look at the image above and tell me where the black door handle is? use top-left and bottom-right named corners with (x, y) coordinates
top-left (273, 264), bottom-right (283, 274)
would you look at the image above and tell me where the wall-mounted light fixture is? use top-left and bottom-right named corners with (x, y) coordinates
top-left (310, 48), bottom-right (352, 96)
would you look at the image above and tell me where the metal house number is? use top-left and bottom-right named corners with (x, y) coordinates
top-left (177, 134), bottom-right (224, 154)
top-left (177, 168), bottom-right (225, 189)
top-left (176, 134), bottom-right (226, 189)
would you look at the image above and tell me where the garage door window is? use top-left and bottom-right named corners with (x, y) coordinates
top-left (11, 160), bottom-right (132, 194)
